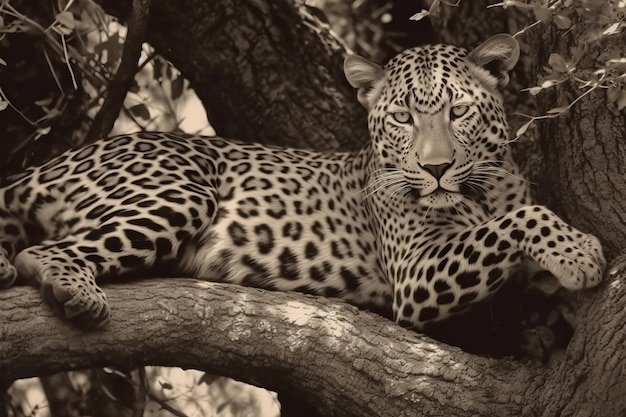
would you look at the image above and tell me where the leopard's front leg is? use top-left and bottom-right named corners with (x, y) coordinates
top-left (502, 206), bottom-right (605, 290)
top-left (393, 205), bottom-right (606, 329)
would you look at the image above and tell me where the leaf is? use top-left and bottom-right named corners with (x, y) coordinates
top-left (528, 86), bottom-right (543, 96)
top-left (548, 53), bottom-right (568, 73)
top-left (93, 32), bottom-right (122, 68)
top-left (198, 373), bottom-right (221, 386)
top-left (541, 79), bottom-right (557, 89)
top-left (617, 91), bottom-right (626, 111)
top-left (34, 97), bottom-right (54, 107)
top-left (0, 57), bottom-right (6, 66)
top-left (607, 85), bottom-right (621, 102)
top-left (129, 103), bottom-right (150, 120)
top-left (546, 106), bottom-right (569, 115)
top-left (2, 20), bottom-right (29, 34)
top-left (533, 4), bottom-right (552, 22)
top-left (216, 401), bottom-right (232, 414)
top-left (428, 0), bottom-right (441, 15)
top-left (609, 86), bottom-right (626, 111)
top-left (603, 22), bottom-right (622, 36)
top-left (158, 380), bottom-right (173, 390)
top-left (587, 27), bottom-right (603, 43)
top-left (55, 11), bottom-right (75, 30)
top-left (34, 126), bottom-right (51, 140)
top-left (515, 120), bottom-right (533, 138)
top-left (0, 99), bottom-right (8, 111)
top-left (409, 9), bottom-right (432, 21)
top-left (170, 76), bottom-right (185, 101)
top-left (36, 109), bottom-right (61, 124)
top-left (153, 60), bottom-right (163, 80)
top-left (554, 14), bottom-right (572, 30)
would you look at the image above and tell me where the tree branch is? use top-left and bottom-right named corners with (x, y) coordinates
top-left (1, 279), bottom-right (526, 417)
top-left (1, 274), bottom-right (624, 417)
top-left (87, 0), bottom-right (151, 141)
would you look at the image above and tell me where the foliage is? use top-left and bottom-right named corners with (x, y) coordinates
top-left (306, 0), bottom-right (433, 62)
top-left (411, 0), bottom-right (626, 139)
top-left (505, 0), bottom-right (626, 137)
top-left (6, 368), bottom-right (279, 417)
top-left (0, 0), bottom-right (208, 176)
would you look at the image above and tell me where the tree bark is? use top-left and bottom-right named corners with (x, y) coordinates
top-left (102, 0), bottom-right (369, 152)
top-left (528, 26), bottom-right (626, 259)
top-left (0, 273), bottom-right (624, 417)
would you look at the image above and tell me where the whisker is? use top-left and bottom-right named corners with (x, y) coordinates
top-left (362, 179), bottom-right (405, 200)
top-left (472, 160), bottom-right (533, 185)
top-left (362, 164), bottom-right (411, 202)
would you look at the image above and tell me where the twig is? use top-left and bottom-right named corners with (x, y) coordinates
top-left (59, 34), bottom-right (78, 89)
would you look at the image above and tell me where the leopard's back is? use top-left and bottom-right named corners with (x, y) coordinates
top-left (0, 132), bottom-right (391, 326)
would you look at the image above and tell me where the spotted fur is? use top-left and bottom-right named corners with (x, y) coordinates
top-left (0, 35), bottom-right (605, 332)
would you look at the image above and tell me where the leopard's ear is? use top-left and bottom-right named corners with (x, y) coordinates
top-left (344, 55), bottom-right (385, 109)
top-left (467, 34), bottom-right (520, 89)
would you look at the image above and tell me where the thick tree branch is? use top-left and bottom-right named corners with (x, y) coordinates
top-left (1, 273), bottom-right (625, 417)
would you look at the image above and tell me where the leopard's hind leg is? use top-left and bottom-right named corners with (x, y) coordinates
top-left (13, 186), bottom-right (218, 328)
top-left (15, 236), bottom-right (112, 327)
top-left (0, 246), bottom-right (16, 288)
top-left (0, 208), bottom-right (29, 289)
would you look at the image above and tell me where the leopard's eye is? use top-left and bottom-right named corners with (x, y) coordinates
top-left (391, 111), bottom-right (412, 124)
top-left (450, 104), bottom-right (470, 120)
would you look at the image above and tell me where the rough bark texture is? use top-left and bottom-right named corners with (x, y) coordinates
top-left (528, 27), bottom-right (626, 259)
top-left (103, 0), bottom-right (369, 152)
top-left (1, 274), bottom-right (624, 417)
top-left (535, 86), bottom-right (626, 258)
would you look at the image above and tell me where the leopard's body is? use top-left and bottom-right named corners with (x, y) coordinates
top-left (0, 35), bottom-right (605, 331)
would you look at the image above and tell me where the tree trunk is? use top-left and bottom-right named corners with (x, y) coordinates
top-left (528, 25), bottom-right (626, 259)
top-left (102, 0), bottom-right (369, 152)
top-left (0, 273), bottom-right (624, 417)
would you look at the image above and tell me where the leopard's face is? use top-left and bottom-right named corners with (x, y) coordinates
top-left (345, 39), bottom-right (517, 209)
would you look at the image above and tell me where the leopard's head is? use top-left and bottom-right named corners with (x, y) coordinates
top-left (345, 34), bottom-right (519, 209)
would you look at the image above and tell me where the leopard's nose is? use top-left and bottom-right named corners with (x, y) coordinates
top-left (422, 162), bottom-right (451, 180)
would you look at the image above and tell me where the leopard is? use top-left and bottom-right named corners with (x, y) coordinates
top-left (0, 34), bottom-right (605, 341)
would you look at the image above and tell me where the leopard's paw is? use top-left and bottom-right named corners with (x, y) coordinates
top-left (40, 267), bottom-right (110, 328)
top-left (0, 250), bottom-right (17, 289)
top-left (543, 233), bottom-right (605, 291)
